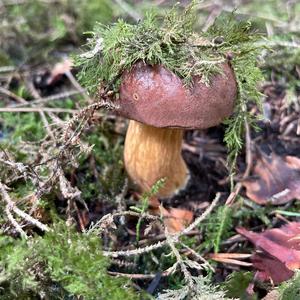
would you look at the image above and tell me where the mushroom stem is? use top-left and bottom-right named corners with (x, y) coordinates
top-left (124, 120), bottom-right (189, 198)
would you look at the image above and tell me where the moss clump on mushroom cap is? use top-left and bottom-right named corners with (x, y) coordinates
top-left (76, 1), bottom-right (264, 167)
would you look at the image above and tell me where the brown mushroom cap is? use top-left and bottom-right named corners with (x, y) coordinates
top-left (117, 61), bottom-right (237, 129)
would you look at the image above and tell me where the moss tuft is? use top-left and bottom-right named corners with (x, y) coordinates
top-left (0, 223), bottom-right (141, 299)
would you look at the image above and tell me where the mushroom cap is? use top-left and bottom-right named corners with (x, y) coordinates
top-left (117, 61), bottom-right (237, 129)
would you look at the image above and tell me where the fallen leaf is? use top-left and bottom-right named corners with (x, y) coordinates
top-left (149, 197), bottom-right (194, 233)
top-left (237, 222), bottom-right (300, 284)
top-left (209, 253), bottom-right (252, 266)
top-left (150, 206), bottom-right (193, 233)
top-left (243, 153), bottom-right (300, 205)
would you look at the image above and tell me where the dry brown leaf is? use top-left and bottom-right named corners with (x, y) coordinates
top-left (243, 153), bottom-right (300, 205)
top-left (148, 197), bottom-right (194, 233)
top-left (150, 206), bottom-right (193, 233)
top-left (209, 252), bottom-right (252, 266)
top-left (237, 222), bottom-right (300, 284)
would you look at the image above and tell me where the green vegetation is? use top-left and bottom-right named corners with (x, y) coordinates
top-left (158, 275), bottom-right (229, 299)
top-left (1, 112), bottom-right (45, 143)
top-left (0, 223), bottom-right (140, 300)
top-left (200, 205), bottom-right (233, 253)
top-left (1, 0), bottom-right (299, 299)
top-left (224, 271), bottom-right (256, 299)
top-left (0, 0), bottom-right (115, 65)
top-left (279, 271), bottom-right (300, 300)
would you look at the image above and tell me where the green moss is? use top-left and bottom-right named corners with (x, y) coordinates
top-left (0, 223), bottom-right (141, 299)
top-left (199, 205), bottom-right (233, 253)
top-left (224, 271), bottom-right (256, 299)
top-left (278, 271), bottom-right (300, 300)
top-left (76, 126), bottom-right (125, 200)
top-left (0, 113), bottom-right (45, 143)
top-left (0, 0), bottom-right (115, 64)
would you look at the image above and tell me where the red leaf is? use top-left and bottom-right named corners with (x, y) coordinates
top-left (243, 153), bottom-right (300, 205)
top-left (237, 222), bottom-right (300, 284)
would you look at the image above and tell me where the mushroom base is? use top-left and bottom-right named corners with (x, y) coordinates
top-left (124, 120), bottom-right (189, 198)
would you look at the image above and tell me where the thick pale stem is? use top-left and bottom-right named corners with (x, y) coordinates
top-left (124, 120), bottom-right (189, 198)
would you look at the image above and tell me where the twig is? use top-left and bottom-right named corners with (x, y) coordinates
top-left (102, 193), bottom-right (220, 257)
top-left (103, 240), bottom-right (167, 258)
top-left (0, 107), bottom-right (79, 113)
top-left (108, 264), bottom-right (177, 279)
top-left (0, 86), bottom-right (27, 103)
top-left (179, 193), bottom-right (220, 236)
top-left (12, 204), bottom-right (50, 232)
top-left (136, 230), bottom-right (200, 248)
top-left (166, 228), bottom-right (194, 288)
top-left (5, 204), bottom-right (27, 238)
top-left (10, 90), bottom-right (82, 108)
top-left (65, 71), bottom-right (90, 102)
top-left (0, 182), bottom-right (50, 234)
top-left (226, 120), bottom-right (253, 205)
top-left (181, 242), bottom-right (215, 272)
top-left (0, 66), bottom-right (15, 73)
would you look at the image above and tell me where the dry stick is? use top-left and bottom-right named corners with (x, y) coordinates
top-left (166, 228), bottom-right (194, 288)
top-left (5, 204), bottom-right (27, 238)
top-left (91, 210), bottom-right (159, 235)
top-left (225, 120), bottom-right (253, 205)
top-left (0, 107), bottom-right (78, 113)
top-left (0, 182), bottom-right (50, 234)
top-left (108, 264), bottom-right (177, 279)
top-left (179, 193), bottom-right (220, 236)
top-left (102, 193), bottom-right (220, 257)
top-left (136, 230), bottom-right (200, 248)
top-left (10, 90), bottom-right (82, 108)
top-left (210, 257), bottom-right (252, 267)
top-left (39, 110), bottom-right (55, 139)
top-left (0, 86), bottom-right (27, 104)
top-left (65, 71), bottom-right (90, 102)
top-left (181, 242), bottom-right (215, 272)
top-left (12, 205), bottom-right (50, 232)
top-left (0, 66), bottom-right (15, 73)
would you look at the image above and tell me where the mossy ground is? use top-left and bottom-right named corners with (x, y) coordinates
top-left (0, 0), bottom-right (299, 299)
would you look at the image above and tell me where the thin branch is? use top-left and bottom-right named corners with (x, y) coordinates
top-left (12, 205), bottom-right (50, 232)
top-left (0, 86), bottom-right (27, 103)
top-left (102, 193), bottom-right (220, 257)
top-left (10, 90), bottom-right (82, 108)
top-left (179, 193), bottom-right (220, 236)
top-left (0, 182), bottom-right (50, 233)
top-left (181, 242), bottom-right (215, 272)
top-left (226, 120), bottom-right (253, 205)
top-left (5, 204), bottom-right (27, 238)
top-left (108, 264), bottom-right (177, 279)
top-left (166, 228), bottom-right (194, 288)
top-left (0, 66), bottom-right (15, 73)
top-left (0, 107), bottom-right (79, 113)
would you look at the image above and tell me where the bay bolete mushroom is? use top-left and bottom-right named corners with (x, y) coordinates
top-left (117, 61), bottom-right (237, 198)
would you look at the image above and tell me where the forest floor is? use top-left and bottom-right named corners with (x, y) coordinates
top-left (0, 0), bottom-right (300, 299)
